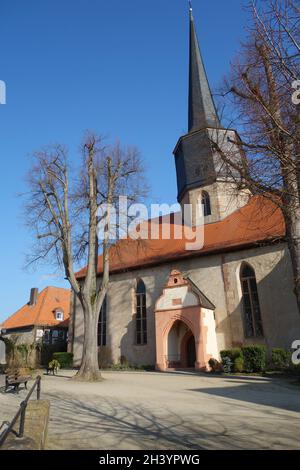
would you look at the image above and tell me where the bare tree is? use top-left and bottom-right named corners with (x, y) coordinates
top-left (25, 134), bottom-right (146, 381)
top-left (212, 0), bottom-right (300, 313)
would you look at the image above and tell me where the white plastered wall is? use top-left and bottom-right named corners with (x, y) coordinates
top-left (202, 308), bottom-right (219, 359)
top-left (156, 285), bottom-right (199, 311)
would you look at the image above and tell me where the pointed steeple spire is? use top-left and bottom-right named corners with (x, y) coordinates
top-left (188, 3), bottom-right (220, 132)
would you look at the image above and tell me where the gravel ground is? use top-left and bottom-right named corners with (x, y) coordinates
top-left (1, 370), bottom-right (300, 450)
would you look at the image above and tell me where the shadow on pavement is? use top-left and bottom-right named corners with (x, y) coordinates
top-left (188, 381), bottom-right (300, 413)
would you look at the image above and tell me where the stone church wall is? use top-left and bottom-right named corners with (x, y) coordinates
top-left (71, 242), bottom-right (300, 367)
top-left (222, 243), bottom-right (300, 352)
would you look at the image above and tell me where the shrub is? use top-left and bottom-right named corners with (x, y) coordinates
top-left (220, 348), bottom-right (243, 363)
top-left (271, 348), bottom-right (290, 370)
top-left (48, 359), bottom-right (60, 371)
top-left (242, 345), bottom-right (267, 373)
top-left (52, 352), bottom-right (73, 368)
top-left (234, 357), bottom-right (244, 373)
top-left (220, 348), bottom-right (244, 373)
top-left (222, 356), bottom-right (233, 373)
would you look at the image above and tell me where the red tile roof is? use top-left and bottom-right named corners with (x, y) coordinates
top-left (2, 287), bottom-right (71, 330)
top-left (76, 195), bottom-right (285, 279)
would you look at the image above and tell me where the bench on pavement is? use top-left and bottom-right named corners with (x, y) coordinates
top-left (5, 370), bottom-right (32, 393)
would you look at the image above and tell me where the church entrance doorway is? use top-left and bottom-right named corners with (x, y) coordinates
top-left (155, 270), bottom-right (218, 372)
top-left (187, 335), bottom-right (196, 367)
top-left (166, 320), bottom-right (196, 369)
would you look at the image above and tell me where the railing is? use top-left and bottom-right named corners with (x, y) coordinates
top-left (0, 375), bottom-right (41, 447)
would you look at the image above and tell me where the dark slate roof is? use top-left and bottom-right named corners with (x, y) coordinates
top-left (186, 276), bottom-right (216, 310)
top-left (188, 7), bottom-right (220, 132)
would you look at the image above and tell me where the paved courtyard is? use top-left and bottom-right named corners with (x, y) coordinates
top-left (1, 370), bottom-right (300, 450)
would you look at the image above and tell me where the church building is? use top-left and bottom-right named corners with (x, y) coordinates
top-left (69, 8), bottom-right (300, 371)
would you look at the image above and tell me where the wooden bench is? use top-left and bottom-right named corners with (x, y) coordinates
top-left (5, 370), bottom-right (31, 393)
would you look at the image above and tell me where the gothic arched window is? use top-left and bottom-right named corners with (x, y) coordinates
top-left (136, 279), bottom-right (147, 345)
top-left (98, 296), bottom-right (107, 346)
top-left (240, 264), bottom-right (264, 338)
top-left (202, 191), bottom-right (211, 216)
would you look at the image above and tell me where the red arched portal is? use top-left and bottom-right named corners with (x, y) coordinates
top-left (166, 320), bottom-right (195, 368)
top-left (154, 270), bottom-right (216, 372)
top-left (180, 328), bottom-right (196, 368)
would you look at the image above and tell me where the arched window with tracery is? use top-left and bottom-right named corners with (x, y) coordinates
top-left (136, 279), bottom-right (147, 345)
top-left (202, 191), bottom-right (211, 216)
top-left (240, 263), bottom-right (264, 338)
top-left (98, 295), bottom-right (107, 346)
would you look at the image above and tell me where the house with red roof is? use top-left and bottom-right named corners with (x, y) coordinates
top-left (69, 9), bottom-right (300, 371)
top-left (1, 287), bottom-right (71, 347)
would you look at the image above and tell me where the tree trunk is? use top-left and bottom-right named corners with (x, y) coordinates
top-left (73, 303), bottom-right (102, 381)
top-left (285, 207), bottom-right (300, 316)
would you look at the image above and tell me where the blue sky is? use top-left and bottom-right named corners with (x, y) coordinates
top-left (0, 0), bottom-right (249, 322)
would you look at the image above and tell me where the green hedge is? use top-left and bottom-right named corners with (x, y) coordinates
top-left (234, 357), bottom-right (244, 373)
top-left (53, 352), bottom-right (73, 368)
top-left (220, 348), bottom-right (243, 372)
top-left (271, 348), bottom-right (290, 370)
top-left (220, 348), bottom-right (243, 363)
top-left (222, 356), bottom-right (233, 373)
top-left (242, 345), bottom-right (267, 372)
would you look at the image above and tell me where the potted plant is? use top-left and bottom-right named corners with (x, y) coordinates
top-left (47, 359), bottom-right (60, 375)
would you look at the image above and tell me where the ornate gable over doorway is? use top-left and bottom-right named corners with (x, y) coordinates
top-left (156, 270), bottom-right (215, 312)
top-left (154, 270), bottom-right (218, 372)
top-left (156, 270), bottom-right (199, 311)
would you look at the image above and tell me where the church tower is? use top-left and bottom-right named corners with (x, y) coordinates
top-left (174, 5), bottom-right (249, 224)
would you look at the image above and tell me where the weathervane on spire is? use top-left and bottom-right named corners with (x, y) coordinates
top-left (189, 1), bottom-right (193, 12)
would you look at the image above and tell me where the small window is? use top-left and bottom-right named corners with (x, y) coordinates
top-left (240, 263), bottom-right (264, 338)
top-left (136, 279), bottom-right (147, 345)
top-left (202, 191), bottom-right (211, 216)
top-left (55, 309), bottom-right (64, 321)
top-left (98, 296), bottom-right (107, 347)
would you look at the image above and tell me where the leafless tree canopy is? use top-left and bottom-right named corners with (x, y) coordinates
top-left (214, 0), bottom-right (300, 312)
top-left (24, 134), bottom-right (147, 380)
